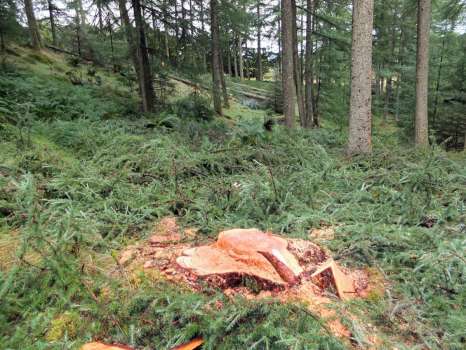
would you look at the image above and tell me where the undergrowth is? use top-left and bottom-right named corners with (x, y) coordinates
top-left (0, 50), bottom-right (465, 349)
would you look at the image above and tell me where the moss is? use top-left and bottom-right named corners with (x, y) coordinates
top-left (45, 312), bottom-right (80, 341)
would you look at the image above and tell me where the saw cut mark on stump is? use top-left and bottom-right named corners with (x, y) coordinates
top-left (176, 229), bottom-right (303, 286)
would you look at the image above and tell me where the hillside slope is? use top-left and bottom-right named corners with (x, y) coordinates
top-left (0, 47), bottom-right (465, 350)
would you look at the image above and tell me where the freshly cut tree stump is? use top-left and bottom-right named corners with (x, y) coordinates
top-left (177, 229), bottom-right (303, 286)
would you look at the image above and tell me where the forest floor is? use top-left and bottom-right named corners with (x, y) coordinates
top-left (0, 47), bottom-right (465, 350)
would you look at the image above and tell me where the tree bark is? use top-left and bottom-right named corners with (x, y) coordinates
top-left (97, 1), bottom-right (104, 31)
top-left (347, 0), bottom-right (374, 156)
top-left (432, 33), bottom-right (446, 127)
top-left (281, 0), bottom-right (296, 128)
top-left (291, 0), bottom-right (305, 127)
top-left (24, 0), bottom-right (42, 49)
top-left (118, 0), bottom-right (140, 79)
top-left (47, 0), bottom-right (58, 46)
top-left (132, 0), bottom-right (156, 112)
top-left (414, 0), bottom-right (431, 147)
top-left (219, 50), bottom-right (230, 108)
top-left (77, 0), bottom-right (87, 26)
top-left (233, 38), bottom-right (238, 77)
top-left (210, 0), bottom-right (223, 115)
top-left (256, 1), bottom-right (263, 81)
top-left (238, 35), bottom-right (244, 80)
top-left (0, 30), bottom-right (5, 52)
top-left (304, 0), bottom-right (314, 128)
top-left (227, 42), bottom-right (232, 76)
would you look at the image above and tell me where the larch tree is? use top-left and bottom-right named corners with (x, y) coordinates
top-left (256, 1), bottom-right (262, 81)
top-left (347, 0), bottom-right (374, 155)
top-left (281, 0), bottom-right (296, 128)
top-left (24, 0), bottom-right (41, 49)
top-left (291, 0), bottom-right (305, 127)
top-left (210, 0), bottom-right (223, 115)
top-left (47, 0), bottom-right (58, 46)
top-left (304, 0), bottom-right (314, 128)
top-left (132, 0), bottom-right (156, 112)
top-left (118, 0), bottom-right (139, 77)
top-left (414, 0), bottom-right (432, 147)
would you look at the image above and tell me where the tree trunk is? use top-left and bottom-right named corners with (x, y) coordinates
top-left (256, 1), bottom-right (263, 81)
top-left (118, 0), bottom-right (140, 78)
top-left (227, 43), bottom-right (232, 76)
top-left (210, 0), bottom-right (223, 115)
top-left (300, 2), bottom-right (304, 80)
top-left (47, 0), bottom-right (58, 46)
top-left (132, 0), bottom-right (156, 112)
top-left (233, 38), bottom-right (238, 77)
top-left (219, 50), bottom-right (229, 108)
top-left (304, 0), bottom-right (314, 128)
top-left (347, 0), bottom-right (374, 156)
top-left (163, 0), bottom-right (170, 62)
top-left (108, 18), bottom-right (115, 66)
top-left (77, 0), bottom-right (86, 26)
top-left (238, 35), bottom-right (244, 80)
top-left (24, 0), bottom-right (42, 49)
top-left (98, 2), bottom-right (104, 31)
top-left (281, 0), bottom-right (296, 128)
top-left (395, 25), bottom-right (404, 122)
top-left (291, 0), bottom-right (305, 127)
top-left (432, 33), bottom-right (445, 127)
top-left (414, 0), bottom-right (431, 147)
top-left (0, 30), bottom-right (5, 52)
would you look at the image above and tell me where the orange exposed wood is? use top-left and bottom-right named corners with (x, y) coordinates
top-left (170, 337), bottom-right (204, 350)
top-left (80, 342), bottom-right (134, 350)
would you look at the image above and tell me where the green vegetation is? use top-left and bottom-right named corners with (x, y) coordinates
top-left (0, 48), bottom-right (465, 349)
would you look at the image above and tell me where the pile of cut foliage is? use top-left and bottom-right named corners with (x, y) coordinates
top-left (0, 48), bottom-right (465, 349)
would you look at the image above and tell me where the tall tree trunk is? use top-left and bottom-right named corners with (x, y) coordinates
top-left (47, 0), bottom-right (58, 46)
top-left (384, 17), bottom-right (397, 121)
top-left (281, 0), bottom-right (296, 128)
top-left (414, 0), bottom-right (431, 147)
top-left (278, 8), bottom-right (282, 75)
top-left (97, 1), bottom-right (104, 31)
top-left (432, 33), bottom-right (446, 127)
top-left (118, 0), bottom-right (140, 77)
top-left (108, 18), bottom-right (115, 66)
top-left (291, 0), bottom-right (305, 127)
top-left (181, 0), bottom-right (187, 48)
top-left (0, 30), bottom-right (5, 52)
top-left (227, 42), bottom-right (232, 76)
top-left (219, 51), bottom-right (229, 108)
top-left (238, 35), bottom-right (244, 80)
top-left (199, 0), bottom-right (207, 71)
top-left (77, 0), bottom-right (87, 26)
top-left (162, 0), bottom-right (170, 62)
top-left (300, 1), bottom-right (304, 80)
top-left (395, 25), bottom-right (404, 122)
top-left (210, 0), bottom-right (223, 115)
top-left (24, 0), bottom-right (41, 49)
top-left (132, 0), bottom-right (156, 112)
top-left (304, 0), bottom-right (314, 128)
top-left (347, 0), bottom-right (374, 156)
top-left (256, 1), bottom-right (263, 81)
top-left (233, 38), bottom-right (238, 77)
